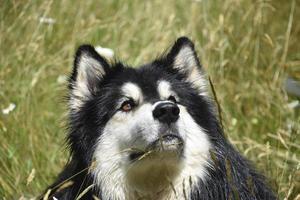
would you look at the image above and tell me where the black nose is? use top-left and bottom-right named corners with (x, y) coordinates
top-left (153, 102), bottom-right (180, 124)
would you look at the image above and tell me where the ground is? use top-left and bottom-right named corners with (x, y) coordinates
top-left (0, 0), bottom-right (299, 199)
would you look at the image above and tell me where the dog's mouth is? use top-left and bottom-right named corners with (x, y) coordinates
top-left (129, 134), bottom-right (184, 162)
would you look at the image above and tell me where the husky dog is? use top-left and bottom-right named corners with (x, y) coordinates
top-left (43, 37), bottom-right (276, 200)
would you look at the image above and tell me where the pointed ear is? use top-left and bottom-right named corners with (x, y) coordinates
top-left (167, 37), bottom-right (207, 94)
top-left (69, 44), bottom-right (110, 109)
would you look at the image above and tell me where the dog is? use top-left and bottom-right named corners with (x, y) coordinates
top-left (42, 37), bottom-right (276, 200)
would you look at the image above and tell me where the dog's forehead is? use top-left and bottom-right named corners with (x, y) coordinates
top-left (121, 82), bottom-right (144, 102)
top-left (116, 67), bottom-right (175, 102)
top-left (120, 81), bottom-right (176, 103)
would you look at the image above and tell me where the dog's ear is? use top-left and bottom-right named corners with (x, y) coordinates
top-left (167, 37), bottom-right (207, 94)
top-left (69, 45), bottom-right (110, 110)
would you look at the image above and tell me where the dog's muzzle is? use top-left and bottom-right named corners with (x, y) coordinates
top-left (129, 134), bottom-right (184, 161)
top-left (148, 134), bottom-right (183, 152)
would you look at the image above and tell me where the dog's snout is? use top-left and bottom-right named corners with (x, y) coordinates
top-left (153, 102), bottom-right (180, 124)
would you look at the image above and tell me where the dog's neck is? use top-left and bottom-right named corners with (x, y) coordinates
top-left (128, 172), bottom-right (203, 200)
top-left (125, 159), bottom-right (187, 200)
top-left (92, 159), bottom-right (206, 200)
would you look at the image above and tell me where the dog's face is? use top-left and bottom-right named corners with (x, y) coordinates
top-left (68, 37), bottom-right (214, 199)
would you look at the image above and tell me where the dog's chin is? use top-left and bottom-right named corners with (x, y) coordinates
top-left (125, 134), bottom-right (184, 194)
top-left (128, 134), bottom-right (184, 162)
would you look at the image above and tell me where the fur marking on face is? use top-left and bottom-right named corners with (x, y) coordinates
top-left (121, 82), bottom-right (143, 104)
top-left (157, 80), bottom-right (178, 100)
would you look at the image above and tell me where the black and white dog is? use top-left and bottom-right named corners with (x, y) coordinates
top-left (43, 37), bottom-right (276, 199)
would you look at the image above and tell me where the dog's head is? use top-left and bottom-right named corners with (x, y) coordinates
top-left (68, 37), bottom-right (216, 198)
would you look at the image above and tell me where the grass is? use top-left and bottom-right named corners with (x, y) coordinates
top-left (0, 0), bottom-right (299, 199)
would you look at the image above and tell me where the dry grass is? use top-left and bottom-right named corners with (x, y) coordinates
top-left (0, 0), bottom-right (299, 199)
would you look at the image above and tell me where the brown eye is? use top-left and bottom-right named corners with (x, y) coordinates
top-left (168, 95), bottom-right (177, 103)
top-left (121, 100), bottom-right (135, 112)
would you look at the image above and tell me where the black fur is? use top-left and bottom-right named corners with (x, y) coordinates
top-left (41, 37), bottom-right (276, 200)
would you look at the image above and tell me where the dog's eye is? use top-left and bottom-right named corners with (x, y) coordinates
top-left (168, 95), bottom-right (177, 103)
top-left (120, 100), bottom-right (135, 112)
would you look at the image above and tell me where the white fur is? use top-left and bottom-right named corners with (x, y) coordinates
top-left (121, 82), bottom-right (143, 103)
top-left (70, 53), bottom-right (106, 110)
top-left (92, 81), bottom-right (211, 200)
top-left (174, 47), bottom-right (198, 72)
top-left (173, 46), bottom-right (208, 96)
top-left (157, 80), bottom-right (179, 100)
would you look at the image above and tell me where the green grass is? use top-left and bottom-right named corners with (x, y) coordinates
top-left (0, 0), bottom-right (299, 199)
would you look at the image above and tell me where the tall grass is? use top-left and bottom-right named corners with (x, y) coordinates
top-left (0, 0), bottom-right (299, 199)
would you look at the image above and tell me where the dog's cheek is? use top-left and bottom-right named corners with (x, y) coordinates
top-left (102, 113), bottom-right (135, 145)
top-left (110, 112), bottom-right (129, 123)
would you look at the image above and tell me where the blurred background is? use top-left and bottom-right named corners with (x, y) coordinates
top-left (0, 0), bottom-right (299, 199)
